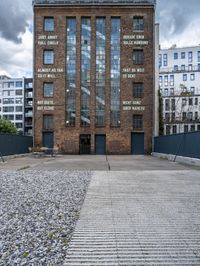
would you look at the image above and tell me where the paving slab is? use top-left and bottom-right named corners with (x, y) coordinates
top-left (64, 170), bottom-right (200, 266)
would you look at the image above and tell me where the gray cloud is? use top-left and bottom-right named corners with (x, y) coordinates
top-left (0, 0), bottom-right (32, 43)
top-left (156, 0), bottom-right (200, 42)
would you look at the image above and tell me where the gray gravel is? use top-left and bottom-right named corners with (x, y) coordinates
top-left (0, 170), bottom-right (91, 265)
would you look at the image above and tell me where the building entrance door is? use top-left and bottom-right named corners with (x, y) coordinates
top-left (80, 134), bottom-right (91, 154)
top-left (131, 132), bottom-right (144, 155)
top-left (95, 135), bottom-right (106, 154)
top-left (43, 132), bottom-right (54, 148)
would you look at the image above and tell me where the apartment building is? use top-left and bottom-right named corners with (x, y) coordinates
top-left (159, 45), bottom-right (200, 134)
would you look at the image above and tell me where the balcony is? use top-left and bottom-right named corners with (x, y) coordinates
top-left (25, 112), bottom-right (33, 118)
top-left (25, 92), bottom-right (33, 98)
top-left (33, 0), bottom-right (156, 6)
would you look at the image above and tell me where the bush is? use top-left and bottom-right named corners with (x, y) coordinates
top-left (0, 118), bottom-right (17, 134)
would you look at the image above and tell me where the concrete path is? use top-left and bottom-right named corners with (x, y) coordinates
top-left (65, 170), bottom-right (200, 265)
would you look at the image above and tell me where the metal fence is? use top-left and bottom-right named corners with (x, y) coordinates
top-left (0, 134), bottom-right (33, 156)
top-left (154, 131), bottom-right (200, 159)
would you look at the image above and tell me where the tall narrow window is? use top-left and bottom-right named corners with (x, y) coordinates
top-left (66, 18), bottom-right (76, 126)
top-left (81, 18), bottom-right (91, 127)
top-left (43, 115), bottom-right (53, 130)
top-left (188, 51), bottom-right (193, 62)
top-left (44, 82), bottom-right (53, 97)
top-left (96, 18), bottom-right (106, 127)
top-left (163, 54), bottom-right (168, 66)
top-left (133, 83), bottom-right (143, 98)
top-left (133, 16), bottom-right (144, 31)
top-left (110, 18), bottom-right (120, 127)
top-left (133, 114), bottom-right (143, 129)
top-left (198, 51), bottom-right (200, 62)
top-left (44, 17), bottom-right (54, 32)
top-left (133, 49), bottom-right (144, 64)
top-left (44, 50), bottom-right (54, 64)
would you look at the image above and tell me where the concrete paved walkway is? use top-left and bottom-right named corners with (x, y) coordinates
top-left (65, 170), bottom-right (200, 265)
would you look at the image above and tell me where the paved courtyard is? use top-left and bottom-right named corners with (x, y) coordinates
top-left (0, 155), bottom-right (200, 265)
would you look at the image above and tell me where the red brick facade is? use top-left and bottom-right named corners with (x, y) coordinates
top-left (34, 3), bottom-right (155, 154)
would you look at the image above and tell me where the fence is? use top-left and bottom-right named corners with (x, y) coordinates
top-left (154, 131), bottom-right (200, 159)
top-left (0, 134), bottom-right (33, 156)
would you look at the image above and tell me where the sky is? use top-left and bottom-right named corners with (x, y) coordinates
top-left (0, 0), bottom-right (200, 78)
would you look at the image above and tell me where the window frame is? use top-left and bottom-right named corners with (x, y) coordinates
top-left (43, 49), bottom-right (54, 65)
top-left (133, 16), bottom-right (144, 31)
top-left (43, 82), bottom-right (54, 98)
top-left (44, 17), bottom-right (54, 32)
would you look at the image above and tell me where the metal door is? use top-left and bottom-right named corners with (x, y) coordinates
top-left (95, 135), bottom-right (106, 155)
top-left (42, 132), bottom-right (54, 148)
top-left (131, 133), bottom-right (144, 155)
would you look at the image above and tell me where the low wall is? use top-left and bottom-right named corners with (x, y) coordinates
top-left (154, 131), bottom-right (200, 159)
top-left (0, 134), bottom-right (33, 156)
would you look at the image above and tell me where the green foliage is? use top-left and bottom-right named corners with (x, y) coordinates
top-left (0, 117), bottom-right (17, 134)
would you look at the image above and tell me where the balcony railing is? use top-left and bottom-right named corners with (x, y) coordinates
top-left (33, 0), bottom-right (156, 6)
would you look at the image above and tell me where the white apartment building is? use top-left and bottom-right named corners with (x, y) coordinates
top-left (0, 76), bottom-right (24, 133)
top-left (159, 45), bottom-right (200, 135)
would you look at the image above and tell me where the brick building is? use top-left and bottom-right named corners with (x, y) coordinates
top-left (33, 0), bottom-right (156, 154)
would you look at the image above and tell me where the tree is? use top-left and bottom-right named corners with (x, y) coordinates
top-left (0, 118), bottom-right (17, 134)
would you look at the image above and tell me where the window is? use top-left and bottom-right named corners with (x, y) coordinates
top-left (170, 75), bottom-right (174, 86)
top-left (172, 125), bottom-right (177, 134)
top-left (133, 49), bottom-right (144, 64)
top-left (44, 50), bottom-right (54, 64)
top-left (189, 98), bottom-right (193, 106)
top-left (164, 88), bottom-right (168, 96)
top-left (44, 17), bottom-right (54, 31)
top-left (3, 98), bottom-right (14, 104)
top-left (43, 115), bottom-right (53, 130)
top-left (188, 64), bottom-right (193, 71)
top-left (164, 75), bottom-right (168, 86)
top-left (198, 125), bottom-right (200, 131)
top-left (44, 83), bottom-right (54, 97)
top-left (15, 115), bottom-right (23, 120)
top-left (181, 52), bottom-right (185, 59)
top-left (163, 54), bottom-right (168, 66)
top-left (183, 74), bottom-right (187, 81)
top-left (181, 65), bottom-right (185, 71)
top-left (133, 114), bottom-right (143, 129)
top-left (133, 83), bottom-right (143, 98)
top-left (174, 53), bottom-right (178, 59)
top-left (188, 51), bottom-right (193, 62)
top-left (195, 98), bottom-right (198, 105)
top-left (15, 123), bottom-right (23, 129)
top-left (3, 106), bottom-right (14, 112)
top-left (159, 54), bottom-right (162, 67)
top-left (16, 98), bottom-right (23, 104)
top-left (16, 106), bottom-right (22, 112)
top-left (133, 16), bottom-right (144, 31)
top-left (16, 90), bottom-right (22, 96)
top-left (198, 51), bottom-right (200, 62)
top-left (3, 115), bottom-right (14, 120)
top-left (190, 74), bottom-right (195, 80)
top-left (182, 112), bottom-right (186, 120)
top-left (191, 125), bottom-right (195, 132)
top-left (190, 87), bottom-right (195, 94)
top-left (174, 65), bottom-right (178, 71)
top-left (165, 113), bottom-right (170, 122)
top-left (198, 64), bottom-right (200, 71)
top-left (171, 99), bottom-right (175, 111)
top-left (16, 81), bottom-right (22, 87)
top-left (166, 125), bottom-right (171, 135)
top-left (165, 99), bottom-right (170, 111)
top-left (182, 98), bottom-right (186, 106)
top-left (184, 125), bottom-right (188, 133)
top-left (171, 112), bottom-right (175, 122)
top-left (159, 76), bottom-right (163, 87)
top-left (170, 88), bottom-right (174, 96)
top-left (188, 112), bottom-right (193, 120)
top-left (195, 112), bottom-right (198, 120)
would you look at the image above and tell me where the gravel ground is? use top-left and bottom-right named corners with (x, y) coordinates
top-left (0, 170), bottom-right (91, 265)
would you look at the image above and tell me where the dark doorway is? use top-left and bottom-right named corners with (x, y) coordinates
top-left (43, 132), bottom-right (54, 148)
top-left (131, 132), bottom-right (144, 155)
top-left (80, 134), bottom-right (91, 154)
top-left (95, 134), bottom-right (106, 155)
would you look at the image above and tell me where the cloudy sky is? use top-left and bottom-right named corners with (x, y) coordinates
top-left (0, 0), bottom-right (200, 78)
